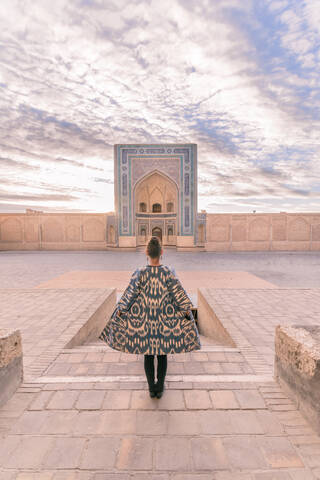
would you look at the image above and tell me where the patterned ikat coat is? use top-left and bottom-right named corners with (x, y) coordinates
top-left (99, 264), bottom-right (201, 355)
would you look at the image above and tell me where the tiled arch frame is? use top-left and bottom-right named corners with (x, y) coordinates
top-left (114, 144), bottom-right (197, 240)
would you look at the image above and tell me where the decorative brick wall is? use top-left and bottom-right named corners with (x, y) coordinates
top-left (205, 213), bottom-right (320, 251)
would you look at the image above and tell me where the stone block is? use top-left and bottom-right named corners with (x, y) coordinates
top-left (0, 328), bottom-right (23, 408)
top-left (197, 289), bottom-right (236, 347)
top-left (275, 324), bottom-right (320, 434)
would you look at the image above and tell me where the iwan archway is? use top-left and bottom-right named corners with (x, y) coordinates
top-left (134, 170), bottom-right (178, 246)
top-left (114, 144), bottom-right (198, 248)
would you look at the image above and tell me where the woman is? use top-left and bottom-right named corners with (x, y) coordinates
top-left (99, 236), bottom-right (201, 398)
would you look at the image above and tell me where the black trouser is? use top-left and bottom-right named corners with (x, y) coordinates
top-left (144, 354), bottom-right (167, 389)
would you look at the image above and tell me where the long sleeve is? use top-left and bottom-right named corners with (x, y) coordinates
top-left (115, 268), bottom-right (141, 314)
top-left (166, 266), bottom-right (193, 315)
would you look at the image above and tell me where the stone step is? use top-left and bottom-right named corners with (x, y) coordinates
top-left (30, 373), bottom-right (275, 384)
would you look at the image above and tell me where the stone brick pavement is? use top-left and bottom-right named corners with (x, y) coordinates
top-left (0, 288), bottom-right (114, 381)
top-left (1, 252), bottom-right (320, 478)
top-left (200, 288), bottom-right (320, 374)
top-left (1, 251), bottom-right (320, 289)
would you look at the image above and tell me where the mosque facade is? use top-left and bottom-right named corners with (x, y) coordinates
top-left (107, 144), bottom-right (207, 248)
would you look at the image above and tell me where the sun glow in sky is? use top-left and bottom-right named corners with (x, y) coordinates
top-left (0, 0), bottom-right (319, 213)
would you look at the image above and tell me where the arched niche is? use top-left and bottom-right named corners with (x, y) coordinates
top-left (288, 217), bottom-right (310, 241)
top-left (42, 218), bottom-right (64, 242)
top-left (0, 217), bottom-right (23, 242)
top-left (134, 170), bottom-right (178, 214)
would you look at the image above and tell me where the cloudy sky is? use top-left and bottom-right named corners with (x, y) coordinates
top-left (0, 0), bottom-right (319, 214)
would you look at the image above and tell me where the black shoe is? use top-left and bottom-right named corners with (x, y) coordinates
top-left (149, 389), bottom-right (157, 398)
top-left (154, 381), bottom-right (165, 398)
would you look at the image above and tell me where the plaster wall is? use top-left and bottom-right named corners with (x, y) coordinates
top-left (0, 213), bottom-right (114, 251)
top-left (205, 213), bottom-right (320, 251)
top-left (1, 211), bottom-right (320, 251)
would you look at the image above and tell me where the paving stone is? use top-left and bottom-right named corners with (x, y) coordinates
top-left (43, 436), bottom-right (86, 469)
top-left (183, 362), bottom-right (205, 374)
top-left (99, 410), bottom-right (137, 434)
top-left (116, 437), bottom-right (153, 470)
top-left (155, 437), bottom-right (192, 470)
top-left (168, 411), bottom-right (201, 435)
top-left (102, 390), bottom-right (131, 409)
top-left (80, 437), bottom-right (121, 469)
top-left (85, 352), bottom-right (105, 362)
top-left (184, 389), bottom-right (212, 409)
top-left (202, 362), bottom-right (224, 374)
top-left (259, 436), bottom-right (305, 468)
top-left (3, 435), bottom-right (54, 468)
top-left (190, 352), bottom-right (209, 362)
top-left (221, 362), bottom-right (244, 374)
top-left (156, 389), bottom-right (185, 410)
top-left (102, 352), bottom-right (121, 362)
top-left (290, 435), bottom-right (320, 446)
top-left (75, 390), bottom-right (106, 409)
top-left (39, 410), bottom-right (79, 434)
top-left (0, 434), bottom-right (22, 466)
top-left (255, 410), bottom-right (286, 434)
top-left (198, 411), bottom-right (235, 435)
top-left (131, 390), bottom-right (158, 409)
top-left (0, 393), bottom-right (36, 413)
top-left (28, 390), bottom-right (54, 410)
top-left (136, 410), bottom-right (168, 434)
top-left (172, 475), bottom-right (214, 480)
top-left (8, 410), bottom-right (51, 434)
top-left (131, 474), bottom-right (169, 480)
top-left (46, 390), bottom-right (79, 409)
top-left (253, 472), bottom-right (292, 479)
top-left (72, 411), bottom-right (102, 435)
top-left (223, 436), bottom-right (268, 469)
top-left (55, 473), bottom-right (94, 479)
top-left (207, 352), bottom-right (227, 362)
top-left (224, 352), bottom-right (245, 362)
top-left (228, 410), bottom-right (265, 434)
top-left (234, 389), bottom-right (267, 409)
top-left (213, 473), bottom-right (252, 480)
top-left (288, 470), bottom-right (317, 480)
top-left (209, 390), bottom-right (240, 409)
top-left (15, 473), bottom-right (53, 479)
top-left (94, 474), bottom-right (130, 480)
top-left (191, 437), bottom-right (229, 470)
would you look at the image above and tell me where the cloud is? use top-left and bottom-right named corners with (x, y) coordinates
top-left (0, 0), bottom-right (319, 213)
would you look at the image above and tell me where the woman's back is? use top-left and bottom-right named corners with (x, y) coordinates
top-left (99, 263), bottom-right (201, 355)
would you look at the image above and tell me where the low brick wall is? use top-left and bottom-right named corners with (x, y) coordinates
top-left (0, 328), bottom-right (23, 407)
top-left (197, 289), bottom-right (236, 347)
top-left (275, 325), bottom-right (320, 434)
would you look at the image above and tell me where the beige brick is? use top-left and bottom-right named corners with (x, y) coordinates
top-left (75, 390), bottom-right (105, 409)
top-left (156, 389), bottom-right (185, 410)
top-left (234, 389), bottom-right (266, 409)
top-left (131, 390), bottom-right (158, 409)
top-left (47, 390), bottom-right (79, 409)
top-left (223, 436), bottom-right (268, 469)
top-left (259, 436), bottom-right (304, 468)
top-left (43, 436), bottom-right (86, 468)
top-left (191, 437), bottom-right (229, 470)
top-left (80, 437), bottom-right (121, 469)
top-left (136, 410), bottom-right (168, 434)
top-left (155, 437), bottom-right (192, 470)
top-left (102, 390), bottom-right (131, 409)
top-left (99, 410), bottom-right (137, 434)
top-left (168, 411), bottom-right (201, 435)
top-left (209, 390), bottom-right (240, 409)
top-left (3, 435), bottom-right (53, 468)
top-left (117, 437), bottom-right (153, 470)
top-left (198, 410), bottom-right (235, 434)
top-left (184, 390), bottom-right (212, 409)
